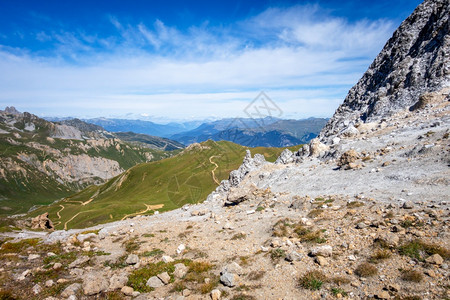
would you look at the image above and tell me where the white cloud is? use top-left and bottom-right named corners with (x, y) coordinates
top-left (0, 5), bottom-right (396, 120)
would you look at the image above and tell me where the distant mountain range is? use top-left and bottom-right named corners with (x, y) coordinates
top-left (170, 117), bottom-right (328, 147)
top-left (49, 116), bottom-right (327, 148)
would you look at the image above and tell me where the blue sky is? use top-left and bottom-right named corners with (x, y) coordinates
top-left (0, 0), bottom-right (423, 121)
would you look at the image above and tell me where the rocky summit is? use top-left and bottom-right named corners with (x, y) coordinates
top-left (0, 0), bottom-right (449, 300)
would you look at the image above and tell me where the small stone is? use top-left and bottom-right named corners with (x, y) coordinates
top-left (146, 276), bottom-right (164, 288)
top-left (157, 272), bottom-right (171, 285)
top-left (177, 244), bottom-right (186, 254)
top-left (162, 255), bottom-right (174, 263)
top-left (174, 263), bottom-right (188, 278)
top-left (53, 262), bottom-right (62, 270)
top-left (45, 280), bottom-right (54, 287)
top-left (425, 269), bottom-right (436, 278)
top-left (126, 254), bottom-right (139, 265)
top-left (28, 254), bottom-right (40, 260)
top-left (375, 291), bottom-right (390, 299)
top-left (315, 256), bottom-right (328, 266)
top-left (402, 201), bottom-right (414, 209)
top-left (223, 222), bottom-right (234, 230)
top-left (69, 256), bottom-right (90, 268)
top-left (387, 284), bottom-right (400, 292)
top-left (32, 284), bottom-right (42, 295)
top-left (211, 289), bottom-right (221, 300)
top-left (286, 251), bottom-right (303, 262)
top-left (220, 271), bottom-right (238, 287)
top-left (182, 289), bottom-right (191, 296)
top-left (348, 255), bottom-right (356, 261)
top-left (425, 254), bottom-right (443, 265)
top-left (109, 274), bottom-right (128, 290)
top-left (222, 262), bottom-right (243, 275)
top-left (309, 245), bottom-right (333, 257)
top-left (83, 272), bottom-right (109, 295)
top-left (121, 286), bottom-right (134, 296)
top-left (356, 222), bottom-right (367, 229)
top-left (62, 283), bottom-right (81, 297)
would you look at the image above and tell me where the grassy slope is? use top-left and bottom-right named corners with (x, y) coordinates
top-left (29, 141), bottom-right (302, 229)
top-left (0, 121), bottom-right (173, 216)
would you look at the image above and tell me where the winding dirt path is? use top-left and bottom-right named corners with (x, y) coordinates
top-left (209, 155), bottom-right (221, 185)
top-left (56, 205), bottom-right (64, 219)
top-left (121, 204), bottom-right (164, 221)
top-left (64, 210), bottom-right (94, 230)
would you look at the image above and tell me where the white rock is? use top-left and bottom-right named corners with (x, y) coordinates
top-left (177, 244), bottom-right (186, 254)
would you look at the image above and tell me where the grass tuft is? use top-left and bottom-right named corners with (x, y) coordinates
top-left (401, 269), bottom-right (423, 282)
top-left (299, 270), bottom-right (327, 291)
top-left (354, 262), bottom-right (377, 277)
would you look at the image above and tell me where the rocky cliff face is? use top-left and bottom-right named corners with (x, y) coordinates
top-left (320, 0), bottom-right (449, 142)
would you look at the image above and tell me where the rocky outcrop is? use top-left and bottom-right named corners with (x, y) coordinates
top-left (31, 213), bottom-right (54, 230)
top-left (319, 0), bottom-right (449, 142)
top-left (206, 150), bottom-right (267, 202)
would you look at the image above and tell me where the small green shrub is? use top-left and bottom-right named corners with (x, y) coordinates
top-left (270, 248), bottom-right (286, 260)
top-left (398, 239), bottom-right (450, 261)
top-left (142, 248), bottom-right (164, 257)
top-left (331, 287), bottom-right (348, 297)
top-left (231, 233), bottom-right (247, 240)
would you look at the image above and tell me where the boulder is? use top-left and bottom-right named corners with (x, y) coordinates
top-left (338, 149), bottom-right (359, 169)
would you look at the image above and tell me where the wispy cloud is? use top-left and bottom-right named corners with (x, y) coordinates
top-left (0, 4), bottom-right (396, 120)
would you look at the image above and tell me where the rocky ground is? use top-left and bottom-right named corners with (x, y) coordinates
top-left (0, 89), bottom-right (449, 300)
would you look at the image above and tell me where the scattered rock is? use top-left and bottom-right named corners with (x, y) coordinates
top-left (425, 254), bottom-right (443, 265)
top-left (62, 283), bottom-right (82, 298)
top-left (157, 272), bottom-right (171, 285)
top-left (309, 245), bottom-right (333, 257)
top-left (402, 201), bottom-right (414, 209)
top-left (177, 244), bottom-right (186, 254)
top-left (83, 272), bottom-right (109, 295)
top-left (375, 290), bottom-right (390, 299)
top-left (315, 256), bottom-right (328, 266)
top-left (126, 254), bottom-right (139, 265)
top-left (32, 284), bottom-right (42, 295)
top-left (146, 276), bottom-right (164, 288)
top-left (109, 273), bottom-right (128, 290)
top-left (174, 263), bottom-right (188, 279)
top-left (162, 255), bottom-right (174, 263)
top-left (220, 271), bottom-right (238, 287)
top-left (211, 289), bottom-right (221, 300)
top-left (285, 251), bottom-right (303, 262)
top-left (121, 286), bottom-right (134, 296)
top-left (69, 256), bottom-right (90, 268)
